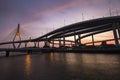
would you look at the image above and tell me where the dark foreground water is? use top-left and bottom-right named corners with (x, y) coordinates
top-left (0, 52), bottom-right (120, 80)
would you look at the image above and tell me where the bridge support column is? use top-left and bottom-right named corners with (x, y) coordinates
top-left (92, 34), bottom-right (95, 46)
top-left (37, 41), bottom-right (39, 48)
top-left (34, 42), bottom-right (37, 48)
top-left (78, 34), bottom-right (81, 45)
top-left (74, 34), bottom-right (77, 46)
top-left (13, 24), bottom-right (21, 49)
top-left (118, 28), bottom-right (120, 39)
top-left (25, 42), bottom-right (27, 48)
top-left (71, 41), bottom-right (73, 47)
top-left (113, 23), bottom-right (119, 46)
top-left (59, 38), bottom-right (61, 47)
top-left (43, 36), bottom-right (50, 48)
top-left (44, 35), bottom-right (50, 48)
top-left (52, 39), bottom-right (54, 48)
top-left (6, 51), bottom-right (10, 57)
top-left (17, 42), bottom-right (21, 48)
top-left (117, 23), bottom-right (120, 39)
top-left (13, 43), bottom-right (16, 48)
top-left (63, 37), bottom-right (65, 47)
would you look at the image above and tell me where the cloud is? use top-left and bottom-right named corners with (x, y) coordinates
top-left (21, 0), bottom-right (113, 30)
top-left (35, 0), bottom-right (77, 16)
top-left (22, 0), bottom-right (107, 26)
top-left (34, 0), bottom-right (109, 16)
top-left (21, 0), bottom-right (77, 28)
top-left (0, 0), bottom-right (120, 41)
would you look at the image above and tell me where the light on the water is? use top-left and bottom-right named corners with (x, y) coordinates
top-left (25, 54), bottom-right (31, 76)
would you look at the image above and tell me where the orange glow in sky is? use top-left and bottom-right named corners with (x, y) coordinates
top-left (0, 0), bottom-right (120, 46)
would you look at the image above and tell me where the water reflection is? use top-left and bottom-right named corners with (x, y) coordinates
top-left (49, 53), bottom-right (120, 66)
top-left (63, 53), bottom-right (120, 79)
top-left (25, 54), bottom-right (31, 76)
top-left (48, 53), bottom-right (120, 74)
top-left (65, 53), bottom-right (78, 64)
top-left (50, 52), bottom-right (55, 62)
top-left (1, 53), bottom-right (120, 80)
top-left (80, 54), bottom-right (120, 64)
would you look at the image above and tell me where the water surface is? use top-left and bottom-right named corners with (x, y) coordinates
top-left (0, 52), bottom-right (120, 80)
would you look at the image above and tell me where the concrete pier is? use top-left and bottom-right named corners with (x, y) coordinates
top-left (6, 51), bottom-right (10, 57)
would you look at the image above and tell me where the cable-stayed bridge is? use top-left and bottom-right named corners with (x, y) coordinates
top-left (0, 16), bottom-right (120, 56)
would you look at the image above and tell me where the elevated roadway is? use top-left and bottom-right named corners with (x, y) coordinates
top-left (0, 16), bottom-right (120, 56)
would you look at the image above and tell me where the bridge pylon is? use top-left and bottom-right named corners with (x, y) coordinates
top-left (13, 24), bottom-right (21, 48)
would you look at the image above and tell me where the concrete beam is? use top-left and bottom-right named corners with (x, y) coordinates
top-left (112, 23), bottom-right (119, 46)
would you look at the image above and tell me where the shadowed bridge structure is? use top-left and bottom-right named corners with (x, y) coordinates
top-left (0, 16), bottom-right (120, 56)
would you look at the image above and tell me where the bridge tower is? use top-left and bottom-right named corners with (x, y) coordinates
top-left (13, 24), bottom-right (21, 48)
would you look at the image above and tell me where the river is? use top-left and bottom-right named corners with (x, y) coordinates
top-left (0, 52), bottom-right (120, 80)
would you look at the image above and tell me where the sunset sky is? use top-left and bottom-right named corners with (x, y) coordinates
top-left (0, 0), bottom-right (120, 43)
